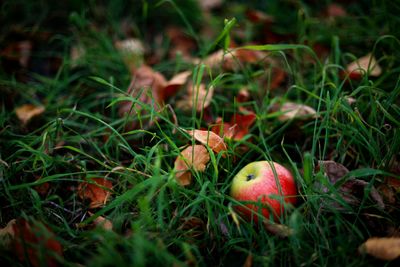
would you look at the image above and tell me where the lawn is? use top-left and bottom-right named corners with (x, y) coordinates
top-left (1, 0), bottom-right (400, 266)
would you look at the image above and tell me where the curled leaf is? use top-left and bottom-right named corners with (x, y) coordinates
top-left (15, 104), bottom-right (45, 125)
top-left (186, 129), bottom-right (227, 156)
top-left (78, 178), bottom-right (113, 209)
top-left (174, 145), bottom-right (210, 186)
top-left (359, 237), bottom-right (400, 261)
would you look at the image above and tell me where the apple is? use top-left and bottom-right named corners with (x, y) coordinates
top-left (230, 161), bottom-right (297, 222)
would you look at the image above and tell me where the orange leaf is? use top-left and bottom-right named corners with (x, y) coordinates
top-left (186, 129), bottom-right (227, 156)
top-left (12, 219), bottom-right (63, 267)
top-left (174, 145), bottom-right (210, 186)
top-left (15, 104), bottom-right (45, 125)
top-left (359, 237), bottom-right (400, 261)
top-left (78, 178), bottom-right (113, 209)
top-left (212, 111), bottom-right (256, 141)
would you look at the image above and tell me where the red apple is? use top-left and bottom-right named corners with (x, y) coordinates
top-left (230, 161), bottom-right (297, 222)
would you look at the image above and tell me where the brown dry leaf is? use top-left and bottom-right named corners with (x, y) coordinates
top-left (186, 129), bottom-right (227, 157)
top-left (346, 53), bottom-right (382, 79)
top-left (15, 104), bottom-right (45, 125)
top-left (174, 145), bottom-right (210, 186)
top-left (12, 219), bottom-right (63, 267)
top-left (194, 49), bottom-right (234, 69)
top-left (317, 161), bottom-right (385, 210)
top-left (243, 253), bottom-right (253, 267)
top-left (115, 38), bottom-right (144, 72)
top-left (318, 160), bottom-right (350, 184)
top-left (118, 65), bottom-right (167, 129)
top-left (179, 217), bottom-right (206, 240)
top-left (246, 9), bottom-right (274, 23)
top-left (78, 178), bottom-right (113, 209)
top-left (34, 178), bottom-right (50, 195)
top-left (162, 71), bottom-right (192, 100)
top-left (0, 219), bottom-right (16, 247)
top-left (1, 40), bottom-right (32, 68)
top-left (359, 237), bottom-right (400, 261)
top-left (198, 0), bottom-right (223, 11)
top-left (324, 3), bottom-right (347, 18)
top-left (176, 82), bottom-right (214, 112)
top-left (236, 88), bottom-right (251, 103)
top-left (212, 111), bottom-right (256, 141)
top-left (276, 102), bottom-right (317, 122)
top-left (263, 222), bottom-right (294, 238)
top-left (166, 26), bottom-right (197, 60)
top-left (91, 213), bottom-right (113, 231)
top-left (70, 45), bottom-right (85, 68)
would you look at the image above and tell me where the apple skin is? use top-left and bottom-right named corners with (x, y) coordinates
top-left (230, 161), bottom-right (297, 222)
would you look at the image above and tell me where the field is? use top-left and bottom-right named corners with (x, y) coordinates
top-left (1, 0), bottom-right (400, 266)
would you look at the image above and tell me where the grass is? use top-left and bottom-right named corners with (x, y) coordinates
top-left (1, 0), bottom-right (400, 266)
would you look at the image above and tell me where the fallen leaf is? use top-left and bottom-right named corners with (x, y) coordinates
top-left (198, 0), bottom-right (223, 11)
top-left (317, 160), bottom-right (349, 184)
top-left (359, 237), bottom-right (400, 261)
top-left (166, 26), bottom-right (197, 60)
top-left (236, 88), bottom-right (251, 103)
top-left (346, 53), bottom-right (382, 79)
top-left (194, 49), bottom-right (234, 69)
top-left (176, 83), bottom-right (214, 112)
top-left (179, 216), bottom-right (206, 240)
top-left (15, 104), bottom-right (45, 125)
top-left (324, 3), bottom-right (347, 18)
top-left (186, 129), bottom-right (227, 156)
top-left (316, 161), bottom-right (385, 210)
top-left (233, 49), bottom-right (266, 64)
top-left (115, 38), bottom-right (144, 72)
top-left (268, 67), bottom-right (286, 90)
top-left (92, 215), bottom-right (113, 231)
top-left (246, 9), bottom-right (274, 23)
top-left (0, 219), bottom-right (16, 248)
top-left (78, 177), bottom-right (113, 209)
top-left (174, 145), bottom-right (210, 186)
top-left (34, 179), bottom-right (50, 195)
top-left (118, 65), bottom-right (167, 129)
top-left (1, 40), bottom-right (32, 68)
top-left (263, 222), bottom-right (294, 238)
top-left (243, 253), bottom-right (253, 267)
top-left (162, 71), bottom-right (192, 100)
top-left (75, 212), bottom-right (113, 231)
top-left (212, 111), bottom-right (256, 141)
top-left (12, 219), bottom-right (63, 267)
top-left (70, 45), bottom-right (85, 68)
top-left (275, 102), bottom-right (317, 122)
